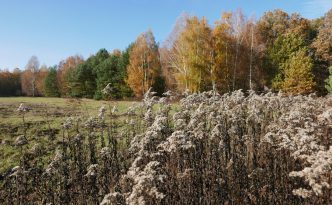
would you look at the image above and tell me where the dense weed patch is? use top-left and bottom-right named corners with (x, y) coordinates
top-left (0, 90), bottom-right (331, 204)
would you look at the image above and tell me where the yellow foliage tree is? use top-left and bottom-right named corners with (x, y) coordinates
top-left (167, 16), bottom-right (212, 93)
top-left (35, 65), bottom-right (49, 96)
top-left (212, 12), bottom-right (234, 92)
top-left (126, 30), bottom-right (160, 97)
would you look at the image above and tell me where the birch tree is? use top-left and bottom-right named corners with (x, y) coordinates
top-left (163, 15), bottom-right (212, 93)
top-left (21, 56), bottom-right (39, 96)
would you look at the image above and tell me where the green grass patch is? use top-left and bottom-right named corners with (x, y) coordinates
top-left (0, 97), bottom-right (137, 173)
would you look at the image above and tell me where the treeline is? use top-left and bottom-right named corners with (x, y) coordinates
top-left (1, 9), bottom-right (332, 98)
top-left (0, 50), bottom-right (133, 99)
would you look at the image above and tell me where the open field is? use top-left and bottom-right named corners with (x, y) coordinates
top-left (0, 97), bottom-right (136, 173)
top-left (0, 97), bottom-right (134, 124)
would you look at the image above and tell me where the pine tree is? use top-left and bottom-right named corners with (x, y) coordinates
top-left (325, 66), bottom-right (332, 93)
top-left (282, 48), bottom-right (315, 94)
top-left (57, 55), bottom-right (84, 97)
top-left (44, 67), bottom-right (60, 97)
top-left (267, 33), bottom-right (306, 90)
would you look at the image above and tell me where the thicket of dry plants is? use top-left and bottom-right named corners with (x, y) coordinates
top-left (0, 90), bottom-right (331, 205)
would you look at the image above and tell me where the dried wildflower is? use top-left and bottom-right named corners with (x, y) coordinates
top-left (85, 164), bottom-right (99, 177)
top-left (29, 143), bottom-right (43, 155)
top-left (226, 158), bottom-right (233, 170)
top-left (62, 117), bottom-right (74, 129)
top-left (292, 188), bottom-right (312, 198)
top-left (102, 83), bottom-right (113, 95)
top-left (100, 192), bottom-right (125, 205)
top-left (17, 103), bottom-right (31, 112)
top-left (111, 105), bottom-right (118, 114)
top-left (174, 118), bottom-right (186, 130)
top-left (84, 117), bottom-right (99, 129)
top-left (210, 124), bottom-right (222, 141)
top-left (158, 130), bottom-right (195, 153)
top-left (143, 108), bottom-right (154, 126)
top-left (143, 88), bottom-right (159, 109)
top-left (177, 168), bottom-right (193, 179)
top-left (183, 89), bottom-right (190, 96)
top-left (144, 87), bottom-right (157, 99)
top-left (9, 166), bottom-right (22, 177)
top-left (100, 147), bottom-right (111, 159)
top-left (45, 150), bottom-right (63, 175)
top-left (98, 106), bottom-right (106, 120)
top-left (126, 161), bottom-right (166, 205)
top-left (158, 97), bottom-right (167, 104)
top-left (289, 147), bottom-right (332, 197)
top-left (73, 133), bottom-right (83, 143)
top-left (11, 166), bottom-right (20, 172)
top-left (126, 119), bottom-right (135, 126)
top-left (14, 135), bottom-right (28, 146)
top-left (126, 105), bottom-right (136, 116)
top-left (162, 90), bottom-right (173, 97)
top-left (317, 108), bottom-right (332, 124)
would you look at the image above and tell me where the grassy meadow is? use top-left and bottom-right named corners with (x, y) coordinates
top-left (0, 97), bottom-right (135, 173)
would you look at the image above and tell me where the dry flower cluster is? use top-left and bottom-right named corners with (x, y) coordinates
top-left (1, 90), bottom-right (331, 204)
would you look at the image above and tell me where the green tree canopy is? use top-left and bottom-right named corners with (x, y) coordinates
top-left (282, 48), bottom-right (315, 94)
top-left (44, 66), bottom-right (60, 97)
top-left (325, 66), bottom-right (332, 93)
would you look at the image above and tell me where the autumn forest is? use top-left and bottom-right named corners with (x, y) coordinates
top-left (1, 9), bottom-right (332, 98)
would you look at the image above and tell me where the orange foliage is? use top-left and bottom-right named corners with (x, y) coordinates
top-left (57, 55), bottom-right (84, 96)
top-left (126, 30), bottom-right (160, 97)
top-left (35, 66), bottom-right (49, 96)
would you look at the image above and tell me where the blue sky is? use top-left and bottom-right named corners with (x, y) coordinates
top-left (0, 0), bottom-right (331, 69)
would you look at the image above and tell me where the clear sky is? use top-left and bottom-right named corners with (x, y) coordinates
top-left (0, 0), bottom-right (331, 70)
